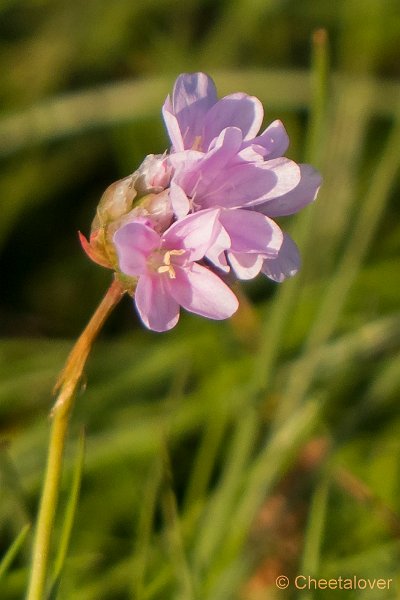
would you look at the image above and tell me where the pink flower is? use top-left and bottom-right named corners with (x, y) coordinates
top-left (113, 210), bottom-right (238, 332)
top-left (83, 72), bottom-right (322, 331)
top-left (161, 73), bottom-right (322, 284)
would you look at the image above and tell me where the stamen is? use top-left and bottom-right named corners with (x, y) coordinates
top-left (157, 265), bottom-right (172, 275)
top-left (156, 249), bottom-right (186, 279)
top-left (191, 135), bottom-right (203, 151)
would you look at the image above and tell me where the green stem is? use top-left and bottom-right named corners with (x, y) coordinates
top-left (26, 277), bottom-right (126, 600)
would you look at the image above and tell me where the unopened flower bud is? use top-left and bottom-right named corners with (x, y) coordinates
top-left (134, 153), bottom-right (171, 194)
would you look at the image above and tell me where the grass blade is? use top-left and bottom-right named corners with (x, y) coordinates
top-left (299, 472), bottom-right (331, 600)
top-left (47, 430), bottom-right (86, 599)
top-left (0, 523), bottom-right (31, 583)
top-left (275, 107), bottom-right (400, 427)
top-left (131, 456), bottom-right (163, 600)
top-left (250, 29), bottom-right (330, 398)
top-left (160, 442), bottom-right (196, 600)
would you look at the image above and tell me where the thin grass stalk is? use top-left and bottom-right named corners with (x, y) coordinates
top-left (47, 430), bottom-right (86, 599)
top-left (183, 398), bottom-right (230, 513)
top-left (26, 277), bottom-right (125, 600)
top-left (250, 29), bottom-right (329, 398)
top-left (0, 524), bottom-right (31, 583)
top-left (299, 471), bottom-right (331, 600)
top-left (307, 80), bottom-right (374, 275)
top-left (160, 443), bottom-right (196, 600)
top-left (132, 457), bottom-right (163, 600)
top-left (274, 107), bottom-right (400, 427)
top-left (204, 398), bottom-right (322, 594)
top-left (305, 29), bottom-right (330, 164)
top-left (192, 409), bottom-right (259, 577)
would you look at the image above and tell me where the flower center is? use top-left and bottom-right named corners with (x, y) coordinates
top-left (191, 135), bottom-right (203, 151)
top-left (155, 249), bottom-right (186, 279)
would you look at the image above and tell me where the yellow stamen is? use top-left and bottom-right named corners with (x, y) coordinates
top-left (168, 249), bottom-right (186, 257)
top-left (156, 249), bottom-right (185, 279)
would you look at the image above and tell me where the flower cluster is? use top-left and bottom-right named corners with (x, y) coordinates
top-left (81, 73), bottom-right (322, 331)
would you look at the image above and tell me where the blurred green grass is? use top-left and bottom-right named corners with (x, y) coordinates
top-left (1, 1), bottom-right (400, 599)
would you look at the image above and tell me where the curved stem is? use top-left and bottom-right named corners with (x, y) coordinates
top-left (26, 277), bottom-right (126, 600)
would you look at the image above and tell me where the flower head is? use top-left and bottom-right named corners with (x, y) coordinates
top-left (82, 72), bottom-right (322, 331)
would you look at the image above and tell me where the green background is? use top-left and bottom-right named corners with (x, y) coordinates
top-left (1, 1), bottom-right (400, 598)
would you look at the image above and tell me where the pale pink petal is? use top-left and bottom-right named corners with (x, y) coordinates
top-left (171, 72), bottom-right (217, 115)
top-left (161, 101), bottom-right (185, 151)
top-left (198, 157), bottom-right (300, 209)
top-left (227, 252), bottom-right (264, 280)
top-left (165, 208), bottom-right (221, 261)
top-left (164, 73), bottom-right (218, 151)
top-left (171, 128), bottom-right (244, 199)
top-left (169, 181), bottom-right (190, 218)
top-left (205, 226), bottom-right (231, 272)
top-left (242, 120), bottom-right (289, 158)
top-left (169, 263), bottom-right (238, 320)
top-left (261, 233), bottom-right (301, 282)
top-left (257, 164), bottom-right (322, 217)
top-left (168, 149), bottom-right (204, 171)
top-left (114, 222), bottom-right (160, 276)
top-left (203, 93), bottom-right (264, 149)
top-left (135, 274), bottom-right (180, 332)
top-left (236, 145), bottom-right (265, 163)
top-left (197, 126), bottom-right (244, 175)
top-left (168, 150), bottom-right (204, 194)
top-left (219, 209), bottom-right (283, 257)
top-left (251, 157), bottom-right (302, 203)
top-left (206, 249), bottom-right (230, 272)
top-left (194, 161), bottom-right (274, 208)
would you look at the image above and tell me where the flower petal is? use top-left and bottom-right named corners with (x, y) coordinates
top-left (261, 233), bottom-right (301, 282)
top-left (114, 222), bottom-right (160, 276)
top-left (198, 157), bottom-right (300, 209)
top-left (163, 72), bottom-right (218, 151)
top-left (219, 209), bottom-right (283, 256)
top-left (178, 127), bottom-right (243, 197)
top-left (202, 93), bottom-right (264, 148)
top-left (242, 119), bottom-right (289, 159)
top-left (169, 181), bottom-right (191, 218)
top-left (168, 149), bottom-right (204, 193)
top-left (257, 164), bottom-right (322, 217)
top-left (227, 252), bottom-right (264, 280)
top-left (162, 102), bottom-right (185, 152)
top-left (205, 226), bottom-right (231, 272)
top-left (165, 208), bottom-right (221, 261)
top-left (169, 263), bottom-right (238, 320)
top-left (135, 274), bottom-right (180, 332)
